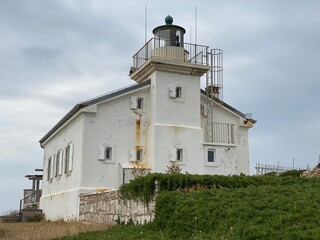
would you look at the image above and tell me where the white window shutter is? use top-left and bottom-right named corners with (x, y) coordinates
top-left (129, 148), bottom-right (135, 162)
top-left (53, 154), bottom-right (57, 177)
top-left (50, 155), bottom-right (54, 179)
top-left (170, 147), bottom-right (176, 161)
top-left (98, 146), bottom-right (104, 160)
top-left (203, 104), bottom-right (208, 117)
top-left (130, 96), bottom-right (137, 109)
top-left (68, 142), bottom-right (74, 172)
top-left (169, 85), bottom-right (176, 98)
top-left (58, 149), bottom-right (63, 176)
top-left (47, 157), bottom-right (51, 181)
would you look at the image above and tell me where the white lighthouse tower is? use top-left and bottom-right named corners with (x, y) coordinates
top-left (130, 16), bottom-right (210, 173)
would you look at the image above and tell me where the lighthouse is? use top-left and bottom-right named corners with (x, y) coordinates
top-left (39, 15), bottom-right (254, 221)
top-left (130, 16), bottom-right (210, 172)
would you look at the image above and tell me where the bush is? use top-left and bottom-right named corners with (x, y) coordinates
top-left (119, 172), bottom-right (304, 203)
top-left (152, 179), bottom-right (320, 239)
top-left (279, 169), bottom-right (304, 177)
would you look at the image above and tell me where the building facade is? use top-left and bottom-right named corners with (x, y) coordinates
top-left (39, 16), bottom-right (255, 220)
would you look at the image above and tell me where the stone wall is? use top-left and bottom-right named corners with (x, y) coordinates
top-left (79, 190), bottom-right (155, 224)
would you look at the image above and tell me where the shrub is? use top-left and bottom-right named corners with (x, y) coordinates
top-left (119, 172), bottom-right (304, 203)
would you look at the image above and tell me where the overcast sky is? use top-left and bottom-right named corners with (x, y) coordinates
top-left (1, 0), bottom-right (319, 214)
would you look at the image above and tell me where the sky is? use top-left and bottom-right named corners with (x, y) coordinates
top-left (0, 0), bottom-right (319, 214)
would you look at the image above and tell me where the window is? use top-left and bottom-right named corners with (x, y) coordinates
top-left (137, 98), bottom-right (143, 110)
top-left (99, 145), bottom-right (116, 163)
top-left (55, 151), bottom-right (60, 177)
top-left (170, 147), bottom-right (185, 163)
top-left (47, 155), bottom-right (54, 181)
top-left (65, 146), bottom-right (70, 174)
top-left (64, 143), bottom-right (74, 174)
top-left (176, 148), bottom-right (183, 162)
top-left (55, 149), bottom-right (63, 177)
top-left (58, 149), bottom-right (63, 176)
top-left (169, 85), bottom-right (183, 101)
top-left (47, 157), bottom-right (51, 181)
top-left (130, 96), bottom-right (143, 110)
top-left (208, 149), bottom-right (215, 163)
top-left (175, 87), bottom-right (182, 98)
top-left (105, 147), bottom-right (112, 160)
top-left (129, 148), bottom-right (143, 162)
top-left (136, 149), bottom-right (143, 161)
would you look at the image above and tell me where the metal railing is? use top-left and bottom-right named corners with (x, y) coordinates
top-left (132, 38), bottom-right (209, 71)
top-left (206, 123), bottom-right (235, 144)
top-left (19, 190), bottom-right (42, 217)
top-left (255, 163), bottom-right (306, 175)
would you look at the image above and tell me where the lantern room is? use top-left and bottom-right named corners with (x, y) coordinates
top-left (152, 15), bottom-right (186, 48)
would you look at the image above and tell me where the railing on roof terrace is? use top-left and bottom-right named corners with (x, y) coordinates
top-left (132, 38), bottom-right (209, 70)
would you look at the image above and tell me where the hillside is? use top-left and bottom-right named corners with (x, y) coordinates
top-left (58, 171), bottom-right (320, 239)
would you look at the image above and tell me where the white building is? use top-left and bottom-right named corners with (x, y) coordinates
top-left (39, 16), bottom-right (255, 220)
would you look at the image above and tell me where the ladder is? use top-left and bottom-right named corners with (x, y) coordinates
top-left (205, 49), bottom-right (223, 143)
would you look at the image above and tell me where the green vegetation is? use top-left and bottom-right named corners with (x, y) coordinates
top-left (118, 170), bottom-right (304, 203)
top-left (58, 171), bottom-right (320, 240)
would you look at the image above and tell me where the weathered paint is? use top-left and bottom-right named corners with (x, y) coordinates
top-left (135, 119), bottom-right (141, 147)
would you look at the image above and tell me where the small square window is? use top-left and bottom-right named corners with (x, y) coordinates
top-left (105, 147), bottom-right (112, 160)
top-left (176, 148), bottom-right (183, 162)
top-left (136, 149), bottom-right (143, 161)
top-left (175, 87), bottom-right (182, 98)
top-left (137, 98), bottom-right (143, 109)
top-left (208, 149), bottom-right (215, 163)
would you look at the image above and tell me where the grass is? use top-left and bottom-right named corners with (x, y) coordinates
top-left (4, 172), bottom-right (318, 239)
top-left (57, 173), bottom-right (320, 240)
top-left (0, 221), bottom-right (110, 240)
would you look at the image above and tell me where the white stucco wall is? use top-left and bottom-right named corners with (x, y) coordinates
top-left (40, 114), bottom-right (84, 220)
top-left (81, 86), bottom-right (151, 190)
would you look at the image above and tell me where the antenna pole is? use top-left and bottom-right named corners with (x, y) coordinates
top-left (145, 4), bottom-right (147, 44)
top-left (195, 5), bottom-right (197, 45)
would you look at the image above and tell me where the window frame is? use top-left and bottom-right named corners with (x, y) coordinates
top-left (175, 86), bottom-right (182, 98)
top-left (136, 149), bottom-right (143, 162)
top-left (204, 147), bottom-right (220, 167)
top-left (47, 155), bottom-right (54, 181)
top-left (137, 98), bottom-right (143, 110)
top-left (99, 144), bottom-right (116, 163)
top-left (176, 148), bottom-right (183, 162)
top-left (105, 147), bottom-right (112, 160)
top-left (55, 151), bottom-right (60, 178)
top-left (170, 146), bottom-right (186, 164)
top-left (207, 149), bottom-right (215, 163)
top-left (64, 145), bottom-right (70, 174)
top-left (64, 142), bottom-right (74, 175)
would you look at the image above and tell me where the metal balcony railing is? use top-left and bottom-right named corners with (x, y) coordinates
top-left (206, 123), bottom-right (235, 144)
top-left (132, 38), bottom-right (209, 71)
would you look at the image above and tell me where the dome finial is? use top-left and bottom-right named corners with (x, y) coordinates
top-left (165, 15), bottom-right (173, 25)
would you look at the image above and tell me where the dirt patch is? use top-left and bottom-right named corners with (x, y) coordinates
top-left (0, 221), bottom-right (110, 240)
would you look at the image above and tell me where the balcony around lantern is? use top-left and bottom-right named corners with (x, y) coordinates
top-left (130, 38), bottom-right (210, 79)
